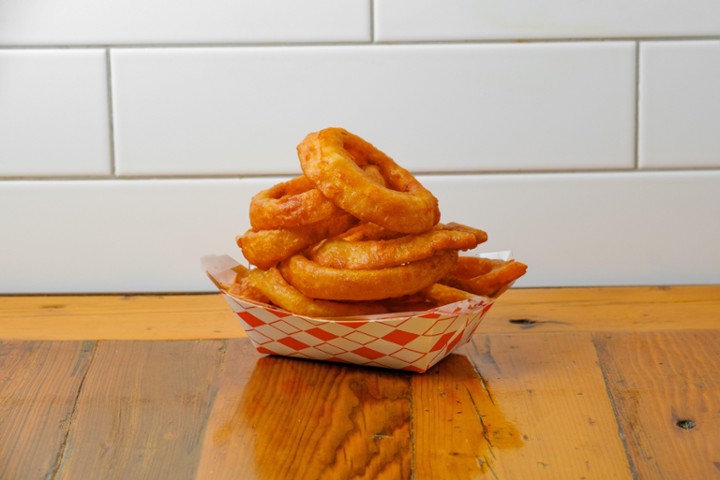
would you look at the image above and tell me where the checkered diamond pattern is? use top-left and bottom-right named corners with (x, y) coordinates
top-left (222, 292), bottom-right (495, 373)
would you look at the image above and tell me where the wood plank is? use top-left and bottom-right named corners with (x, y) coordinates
top-left (0, 340), bottom-right (95, 480)
top-left (2, 286), bottom-right (718, 341)
top-left (54, 339), bottom-right (227, 480)
top-left (197, 350), bottom-right (413, 480)
top-left (594, 330), bottom-right (720, 480)
top-left (483, 285), bottom-right (720, 334)
top-left (411, 351), bottom-right (523, 479)
top-left (0, 294), bottom-right (245, 340)
top-left (412, 334), bottom-right (633, 479)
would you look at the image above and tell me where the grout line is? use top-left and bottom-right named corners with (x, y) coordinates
top-left (369, 0), bottom-right (376, 43)
top-left (0, 36), bottom-right (719, 50)
top-left (633, 41), bottom-right (641, 170)
top-left (105, 49), bottom-right (117, 177)
top-left (1, 167), bottom-right (719, 183)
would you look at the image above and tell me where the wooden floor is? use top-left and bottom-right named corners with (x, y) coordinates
top-left (1, 286), bottom-right (719, 479)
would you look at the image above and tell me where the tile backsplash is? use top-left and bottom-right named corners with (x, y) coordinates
top-left (1, 2), bottom-right (718, 293)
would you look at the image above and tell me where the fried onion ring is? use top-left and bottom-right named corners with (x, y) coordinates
top-left (421, 283), bottom-right (476, 306)
top-left (306, 222), bottom-right (487, 269)
top-left (278, 250), bottom-right (458, 301)
top-left (376, 283), bottom-right (476, 313)
top-left (249, 175), bottom-right (343, 230)
top-left (440, 256), bottom-right (528, 298)
top-left (247, 267), bottom-right (388, 317)
top-left (238, 214), bottom-right (357, 269)
top-left (249, 165), bottom-right (387, 230)
top-left (297, 128), bottom-right (440, 234)
top-left (377, 294), bottom-right (440, 313)
top-left (219, 264), bottom-right (270, 304)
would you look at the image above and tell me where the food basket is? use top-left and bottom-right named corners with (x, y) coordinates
top-left (202, 252), bottom-right (513, 373)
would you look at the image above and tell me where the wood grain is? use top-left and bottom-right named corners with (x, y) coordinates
top-left (594, 330), bottom-right (720, 480)
top-left (54, 340), bottom-right (227, 480)
top-left (197, 349), bottom-right (413, 480)
top-left (0, 340), bottom-right (94, 480)
top-left (411, 351), bottom-right (523, 479)
top-left (436, 333), bottom-right (634, 479)
top-left (2, 286), bottom-right (718, 341)
top-left (0, 294), bottom-right (245, 340)
top-left (484, 285), bottom-right (720, 334)
top-left (1, 287), bottom-right (719, 479)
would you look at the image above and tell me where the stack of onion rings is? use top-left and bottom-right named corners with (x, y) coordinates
top-left (227, 128), bottom-right (526, 317)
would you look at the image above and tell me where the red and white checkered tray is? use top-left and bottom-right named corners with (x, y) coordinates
top-left (203, 254), bottom-right (505, 373)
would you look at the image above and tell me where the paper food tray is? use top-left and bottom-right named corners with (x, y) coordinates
top-left (202, 252), bottom-right (513, 373)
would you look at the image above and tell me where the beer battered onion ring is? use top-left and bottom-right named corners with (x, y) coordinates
top-left (218, 264), bottom-right (270, 304)
top-left (249, 175), bottom-right (342, 230)
top-left (306, 222), bottom-right (488, 269)
top-left (298, 128), bottom-right (440, 234)
top-left (440, 256), bottom-right (528, 298)
top-left (249, 165), bottom-right (386, 230)
top-left (278, 250), bottom-right (458, 301)
top-left (237, 214), bottom-right (357, 269)
top-left (247, 267), bottom-right (388, 317)
top-left (421, 283), bottom-right (477, 305)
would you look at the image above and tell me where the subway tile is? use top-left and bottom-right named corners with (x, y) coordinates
top-left (639, 41), bottom-right (720, 169)
top-left (0, 50), bottom-right (110, 176)
top-left (112, 43), bottom-right (635, 176)
top-left (1, 171), bottom-right (718, 293)
top-left (0, 178), bottom-right (277, 294)
top-left (0, 0), bottom-right (369, 45)
top-left (424, 171), bottom-right (720, 288)
top-left (375, 0), bottom-right (720, 41)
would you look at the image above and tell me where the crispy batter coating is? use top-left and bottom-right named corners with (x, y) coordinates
top-left (249, 175), bottom-right (343, 230)
top-left (219, 264), bottom-right (270, 304)
top-left (298, 128), bottom-right (440, 234)
top-left (306, 222), bottom-right (487, 269)
top-left (278, 250), bottom-right (458, 301)
top-left (238, 214), bottom-right (357, 269)
top-left (440, 256), bottom-right (528, 298)
top-left (249, 166), bottom-right (386, 231)
top-left (247, 267), bottom-right (388, 317)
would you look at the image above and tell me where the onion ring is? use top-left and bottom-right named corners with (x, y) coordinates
top-left (306, 222), bottom-right (487, 269)
top-left (249, 165), bottom-right (387, 230)
top-left (247, 267), bottom-right (388, 317)
top-left (421, 283), bottom-right (476, 306)
top-left (377, 294), bottom-right (439, 313)
top-left (440, 256), bottom-right (528, 298)
top-left (297, 128), bottom-right (440, 234)
top-left (377, 283), bottom-right (475, 312)
top-left (249, 175), bottom-right (343, 230)
top-left (219, 264), bottom-right (270, 304)
top-left (238, 214), bottom-right (356, 269)
top-left (278, 250), bottom-right (458, 301)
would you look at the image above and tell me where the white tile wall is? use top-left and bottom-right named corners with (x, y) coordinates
top-left (111, 43), bottom-right (635, 176)
top-left (375, 0), bottom-right (720, 41)
top-left (0, 0), bottom-right (369, 45)
top-left (0, 50), bottom-right (111, 176)
top-left (639, 41), bottom-right (720, 169)
top-left (2, 172), bottom-right (718, 293)
top-left (1, 1), bottom-right (718, 293)
top-left (425, 171), bottom-right (720, 287)
top-left (0, 179), bottom-right (267, 293)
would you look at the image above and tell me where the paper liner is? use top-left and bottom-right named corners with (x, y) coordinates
top-left (202, 252), bottom-right (512, 373)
